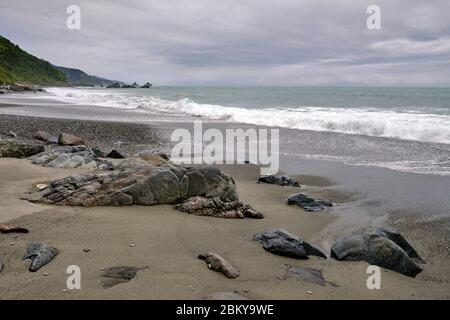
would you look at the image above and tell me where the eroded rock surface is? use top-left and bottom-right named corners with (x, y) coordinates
top-left (331, 227), bottom-right (424, 277)
top-left (23, 165), bottom-right (239, 207)
top-left (176, 196), bottom-right (263, 219)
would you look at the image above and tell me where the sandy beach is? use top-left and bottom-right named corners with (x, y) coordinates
top-left (1, 111), bottom-right (449, 300)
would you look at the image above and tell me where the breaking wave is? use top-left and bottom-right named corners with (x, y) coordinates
top-left (44, 87), bottom-right (450, 144)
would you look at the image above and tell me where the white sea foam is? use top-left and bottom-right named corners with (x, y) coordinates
top-left (44, 87), bottom-right (450, 144)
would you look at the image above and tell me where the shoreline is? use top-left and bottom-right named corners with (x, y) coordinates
top-left (0, 112), bottom-right (449, 298)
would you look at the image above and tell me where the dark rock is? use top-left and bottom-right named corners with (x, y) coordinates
top-left (0, 256), bottom-right (3, 272)
top-left (22, 241), bottom-right (59, 272)
top-left (101, 266), bottom-right (148, 288)
top-left (91, 147), bottom-right (106, 158)
top-left (0, 224), bottom-right (29, 234)
top-left (0, 140), bottom-right (44, 158)
top-left (140, 82), bottom-right (152, 88)
top-left (58, 133), bottom-right (85, 146)
top-left (106, 82), bottom-right (120, 88)
top-left (331, 227), bottom-right (424, 277)
top-left (198, 252), bottom-right (240, 278)
top-left (287, 193), bottom-right (332, 212)
top-left (259, 175), bottom-right (300, 187)
top-left (176, 196), bottom-right (263, 219)
top-left (106, 149), bottom-right (126, 159)
top-left (23, 165), bottom-right (239, 207)
top-left (33, 131), bottom-right (58, 144)
top-left (96, 159), bottom-right (114, 171)
top-left (253, 229), bottom-right (327, 259)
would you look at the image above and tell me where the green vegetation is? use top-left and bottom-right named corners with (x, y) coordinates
top-left (0, 35), bottom-right (67, 85)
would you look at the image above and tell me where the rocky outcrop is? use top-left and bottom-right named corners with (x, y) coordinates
top-left (22, 165), bottom-right (239, 207)
top-left (30, 145), bottom-right (113, 169)
top-left (287, 193), bottom-right (332, 212)
top-left (258, 175), bottom-right (300, 187)
top-left (140, 82), bottom-right (152, 88)
top-left (0, 139), bottom-right (44, 158)
top-left (198, 252), bottom-right (240, 278)
top-left (106, 82), bottom-right (120, 88)
top-left (253, 229), bottom-right (327, 259)
top-left (331, 227), bottom-right (424, 277)
top-left (176, 196), bottom-right (263, 219)
top-left (58, 133), bottom-right (85, 146)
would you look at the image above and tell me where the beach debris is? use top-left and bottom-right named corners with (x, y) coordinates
top-left (58, 132), bottom-right (85, 146)
top-left (253, 229), bottom-right (327, 259)
top-left (198, 252), bottom-right (240, 279)
top-left (287, 193), bottom-right (332, 212)
top-left (9, 243), bottom-right (15, 246)
top-left (258, 175), bottom-right (300, 187)
top-left (0, 140), bottom-right (44, 158)
top-left (22, 241), bottom-right (59, 272)
top-left (43, 272), bottom-right (49, 276)
top-left (106, 149), bottom-right (126, 159)
top-left (176, 196), bottom-right (263, 219)
top-left (306, 291), bottom-right (313, 295)
top-left (283, 266), bottom-right (338, 287)
top-left (331, 227), bottom-right (424, 277)
top-left (101, 266), bottom-right (148, 288)
top-left (129, 243), bottom-right (135, 247)
top-left (33, 130), bottom-right (57, 144)
top-left (0, 224), bottom-right (29, 234)
top-left (83, 248), bottom-right (90, 252)
top-left (22, 165), bottom-right (240, 208)
top-left (205, 292), bottom-right (248, 300)
top-left (36, 183), bottom-right (48, 190)
top-left (6, 131), bottom-right (17, 138)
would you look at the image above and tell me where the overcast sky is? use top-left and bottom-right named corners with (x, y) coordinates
top-left (1, 0), bottom-right (449, 85)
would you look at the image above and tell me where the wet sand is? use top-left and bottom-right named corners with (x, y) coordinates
top-left (0, 111), bottom-right (449, 299)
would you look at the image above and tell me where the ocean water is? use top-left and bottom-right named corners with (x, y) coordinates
top-left (29, 86), bottom-right (450, 176)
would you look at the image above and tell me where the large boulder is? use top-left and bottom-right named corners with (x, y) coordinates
top-left (331, 227), bottom-right (424, 277)
top-left (0, 140), bottom-right (44, 158)
top-left (22, 165), bottom-right (239, 207)
top-left (58, 133), bottom-right (85, 146)
top-left (253, 229), bottom-right (326, 259)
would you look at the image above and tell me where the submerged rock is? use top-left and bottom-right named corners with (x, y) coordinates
top-left (58, 133), bottom-right (85, 146)
top-left (253, 229), bottom-right (327, 259)
top-left (23, 165), bottom-right (239, 207)
top-left (101, 266), bottom-right (148, 288)
top-left (287, 193), bottom-right (332, 212)
top-left (198, 252), bottom-right (240, 279)
top-left (0, 140), bottom-right (44, 158)
top-left (22, 241), bottom-right (59, 272)
top-left (258, 175), bottom-right (300, 187)
top-left (331, 227), bottom-right (424, 277)
top-left (176, 196), bottom-right (263, 219)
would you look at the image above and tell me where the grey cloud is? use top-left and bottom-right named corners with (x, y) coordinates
top-left (0, 0), bottom-right (449, 85)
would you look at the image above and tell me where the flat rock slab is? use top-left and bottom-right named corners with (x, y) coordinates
top-left (287, 193), bottom-right (332, 212)
top-left (331, 227), bottom-right (424, 277)
top-left (198, 252), bottom-right (240, 278)
top-left (22, 241), bottom-right (59, 272)
top-left (0, 140), bottom-right (44, 158)
top-left (259, 175), bottom-right (300, 187)
top-left (22, 165), bottom-right (239, 207)
top-left (205, 292), bottom-right (248, 300)
top-left (58, 133), bottom-right (85, 146)
top-left (283, 266), bottom-right (338, 287)
top-left (253, 229), bottom-right (327, 259)
top-left (101, 266), bottom-right (148, 288)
